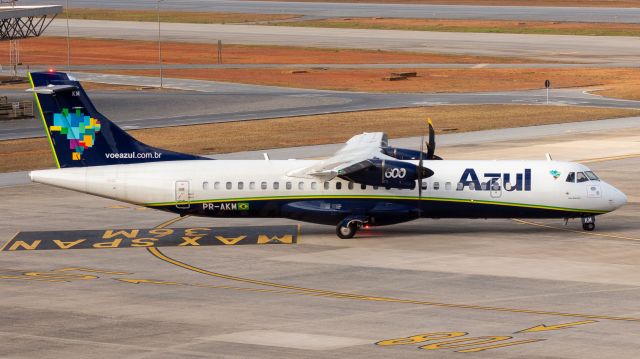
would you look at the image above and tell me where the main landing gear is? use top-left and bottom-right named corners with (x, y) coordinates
top-left (336, 216), bottom-right (369, 239)
top-left (581, 215), bottom-right (596, 231)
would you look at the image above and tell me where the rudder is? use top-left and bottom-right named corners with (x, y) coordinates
top-left (29, 71), bottom-right (206, 168)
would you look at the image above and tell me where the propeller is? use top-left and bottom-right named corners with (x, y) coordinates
top-left (418, 132), bottom-right (424, 200)
top-left (425, 117), bottom-right (442, 160)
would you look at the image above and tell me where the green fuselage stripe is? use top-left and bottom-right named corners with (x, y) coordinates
top-left (145, 195), bottom-right (607, 214)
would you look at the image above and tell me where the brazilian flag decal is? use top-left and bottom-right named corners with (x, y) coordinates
top-left (238, 202), bottom-right (250, 211)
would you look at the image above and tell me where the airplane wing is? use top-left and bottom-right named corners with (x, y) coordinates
top-left (289, 132), bottom-right (394, 180)
top-left (289, 132), bottom-right (434, 189)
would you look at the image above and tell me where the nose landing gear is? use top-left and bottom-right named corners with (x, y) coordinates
top-left (581, 215), bottom-right (596, 231)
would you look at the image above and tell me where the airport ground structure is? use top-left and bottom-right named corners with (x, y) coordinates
top-left (1, 1), bottom-right (640, 358)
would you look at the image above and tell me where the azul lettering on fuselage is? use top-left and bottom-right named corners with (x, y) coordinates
top-left (458, 169), bottom-right (531, 191)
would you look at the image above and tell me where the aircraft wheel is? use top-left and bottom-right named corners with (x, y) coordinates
top-left (336, 222), bottom-right (357, 239)
top-left (581, 215), bottom-right (595, 231)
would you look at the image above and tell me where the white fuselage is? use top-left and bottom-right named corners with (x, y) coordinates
top-left (30, 159), bottom-right (627, 223)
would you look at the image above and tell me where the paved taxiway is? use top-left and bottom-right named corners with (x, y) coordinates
top-left (43, 20), bottom-right (640, 64)
top-left (24, 0), bottom-right (640, 23)
top-left (1, 125), bottom-right (639, 358)
top-left (2, 71), bottom-right (640, 140)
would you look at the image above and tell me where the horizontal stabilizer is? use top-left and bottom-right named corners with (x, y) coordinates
top-left (27, 84), bottom-right (77, 94)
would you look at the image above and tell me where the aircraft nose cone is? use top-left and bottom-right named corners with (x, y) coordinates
top-left (609, 186), bottom-right (628, 210)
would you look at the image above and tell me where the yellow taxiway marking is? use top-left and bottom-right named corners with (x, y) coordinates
top-left (516, 320), bottom-right (597, 333)
top-left (145, 238), bottom-right (640, 323)
top-left (578, 153), bottom-right (640, 164)
top-left (512, 219), bottom-right (640, 242)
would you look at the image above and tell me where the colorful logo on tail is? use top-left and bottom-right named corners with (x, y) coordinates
top-left (49, 108), bottom-right (101, 160)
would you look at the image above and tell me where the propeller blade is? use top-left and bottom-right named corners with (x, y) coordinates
top-left (418, 133), bottom-right (424, 199)
top-left (426, 117), bottom-right (436, 160)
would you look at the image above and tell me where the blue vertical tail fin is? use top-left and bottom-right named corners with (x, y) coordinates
top-left (29, 71), bottom-right (207, 168)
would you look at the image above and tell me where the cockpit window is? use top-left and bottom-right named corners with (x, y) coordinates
top-left (584, 171), bottom-right (600, 181)
top-left (566, 172), bottom-right (575, 183)
top-left (576, 172), bottom-right (588, 183)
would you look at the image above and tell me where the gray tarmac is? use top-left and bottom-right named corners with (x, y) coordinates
top-left (41, 20), bottom-right (640, 64)
top-left (22, 0), bottom-right (640, 23)
top-left (2, 71), bottom-right (640, 140)
top-left (1, 125), bottom-right (639, 358)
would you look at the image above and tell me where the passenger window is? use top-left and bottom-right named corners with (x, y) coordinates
top-left (298, 182), bottom-right (304, 190)
top-left (324, 182), bottom-right (330, 190)
top-left (261, 181), bottom-right (267, 190)
top-left (503, 182), bottom-right (510, 191)
top-left (348, 182), bottom-right (354, 190)
top-left (336, 182), bottom-right (342, 190)
top-left (421, 181), bottom-right (427, 190)
top-left (249, 182), bottom-right (255, 190)
top-left (455, 182), bottom-right (462, 191)
top-left (203, 181), bottom-right (209, 190)
top-left (226, 182), bottom-right (232, 190)
top-left (311, 182), bottom-right (317, 190)
top-left (373, 186), bottom-right (379, 190)
top-left (433, 182), bottom-right (440, 190)
top-left (237, 182), bottom-right (244, 190)
top-left (445, 182), bottom-right (452, 191)
top-left (214, 182), bottom-right (220, 190)
top-left (361, 184), bottom-right (367, 190)
top-left (469, 182), bottom-right (476, 191)
top-left (273, 182), bottom-right (280, 190)
top-left (481, 182), bottom-right (487, 190)
top-left (577, 172), bottom-right (588, 183)
top-left (566, 172), bottom-right (575, 183)
top-left (286, 182), bottom-right (292, 190)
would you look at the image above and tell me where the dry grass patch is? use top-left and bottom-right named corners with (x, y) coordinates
top-left (593, 83), bottom-right (640, 101)
top-left (108, 67), bottom-right (640, 94)
top-left (254, 0), bottom-right (640, 7)
top-left (0, 37), bottom-right (533, 67)
top-left (66, 8), bottom-right (300, 24)
top-left (276, 18), bottom-right (640, 37)
top-left (3, 105), bottom-right (638, 172)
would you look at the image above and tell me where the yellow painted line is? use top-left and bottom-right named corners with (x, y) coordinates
top-left (512, 219), bottom-right (640, 242)
top-left (146, 245), bottom-right (640, 323)
top-left (155, 215), bottom-right (189, 229)
top-left (516, 320), bottom-right (597, 333)
top-left (579, 153), bottom-right (640, 164)
top-left (0, 232), bottom-right (18, 252)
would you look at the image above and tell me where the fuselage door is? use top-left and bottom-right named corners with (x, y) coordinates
top-left (490, 178), bottom-right (502, 198)
top-left (175, 180), bottom-right (191, 209)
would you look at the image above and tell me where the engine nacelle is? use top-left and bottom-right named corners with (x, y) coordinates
top-left (382, 146), bottom-right (443, 161)
top-left (339, 159), bottom-right (433, 189)
top-left (382, 146), bottom-right (425, 160)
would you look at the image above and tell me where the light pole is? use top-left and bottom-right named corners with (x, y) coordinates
top-left (157, 0), bottom-right (163, 89)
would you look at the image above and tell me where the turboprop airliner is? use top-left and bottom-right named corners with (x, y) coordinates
top-left (28, 71), bottom-right (627, 238)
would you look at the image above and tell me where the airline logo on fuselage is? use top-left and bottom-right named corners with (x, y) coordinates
top-left (459, 168), bottom-right (532, 191)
